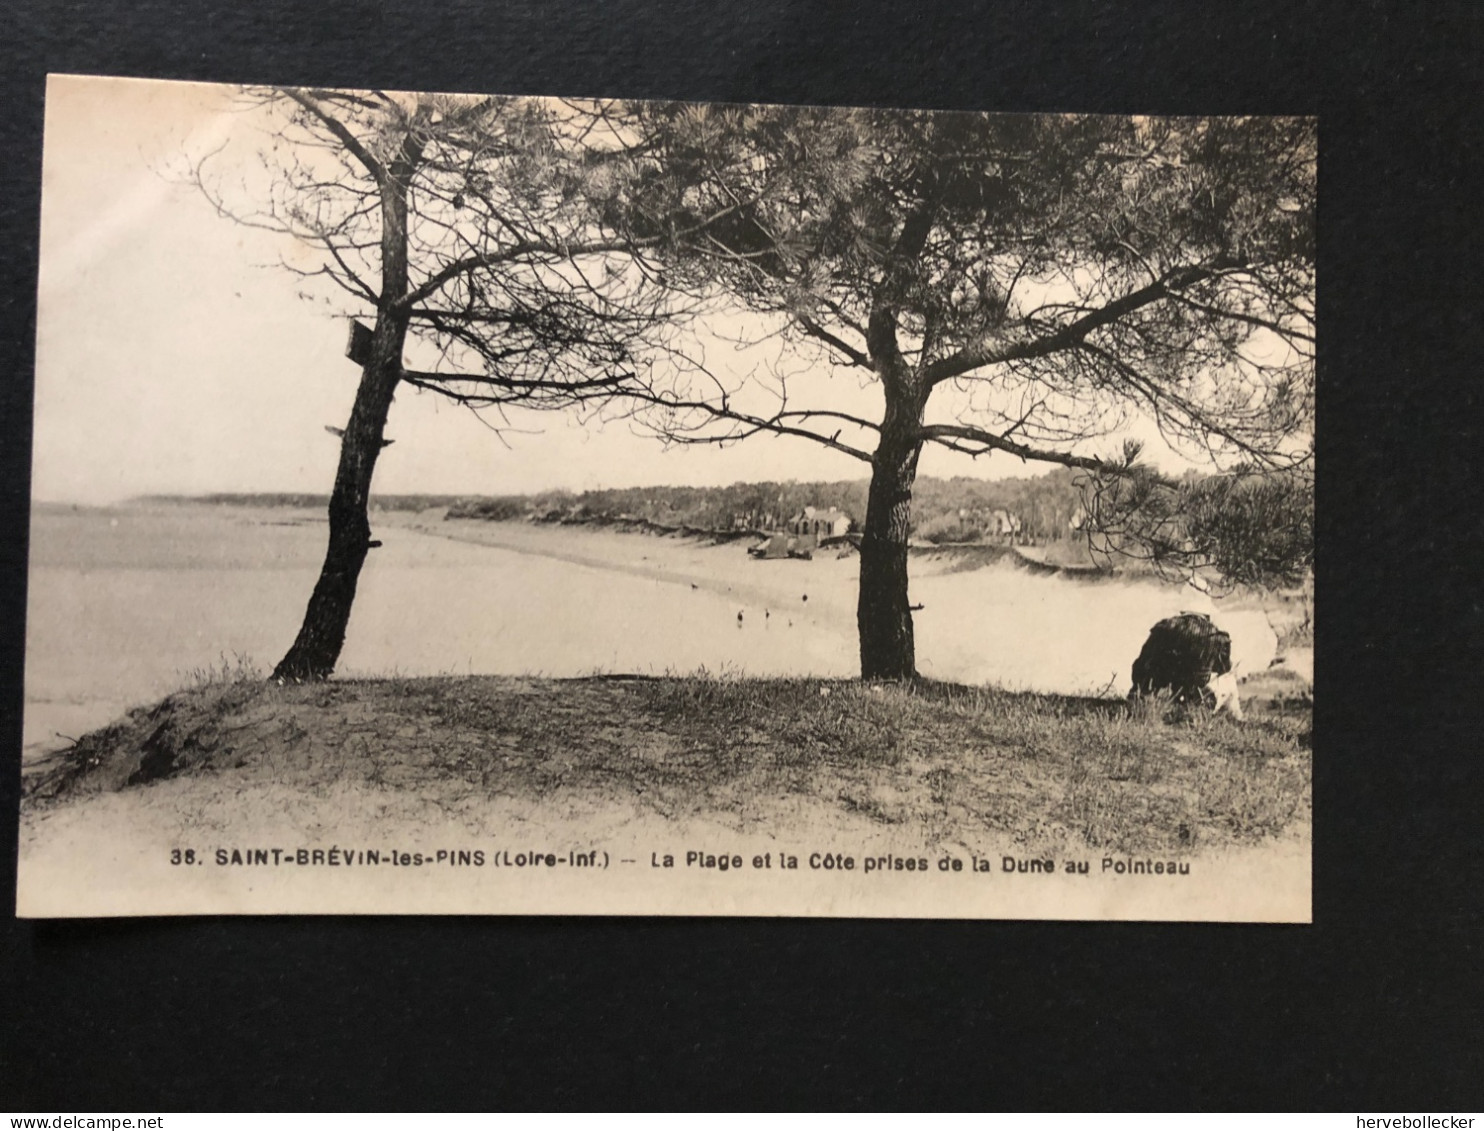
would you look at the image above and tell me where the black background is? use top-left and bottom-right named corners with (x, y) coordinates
top-left (1, 0), bottom-right (1480, 1110)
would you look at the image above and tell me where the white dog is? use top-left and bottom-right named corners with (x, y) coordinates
top-left (1207, 668), bottom-right (1244, 720)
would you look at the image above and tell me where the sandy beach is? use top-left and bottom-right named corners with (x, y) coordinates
top-left (394, 509), bottom-right (1283, 692)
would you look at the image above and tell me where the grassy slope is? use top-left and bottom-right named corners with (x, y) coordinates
top-left (24, 674), bottom-right (1311, 858)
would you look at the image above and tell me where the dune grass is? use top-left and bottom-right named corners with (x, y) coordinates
top-left (24, 669), bottom-right (1311, 858)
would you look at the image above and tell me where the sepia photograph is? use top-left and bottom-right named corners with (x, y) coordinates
top-left (18, 73), bottom-right (1315, 920)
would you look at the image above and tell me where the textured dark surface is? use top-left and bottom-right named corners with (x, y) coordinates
top-left (2, 0), bottom-right (1481, 1111)
top-left (1130, 612), bottom-right (1233, 705)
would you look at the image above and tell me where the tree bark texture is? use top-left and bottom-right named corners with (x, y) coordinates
top-left (857, 388), bottom-right (926, 680)
top-left (272, 159), bottom-right (413, 682)
top-left (269, 324), bottom-right (405, 681)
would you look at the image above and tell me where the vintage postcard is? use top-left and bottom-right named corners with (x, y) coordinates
top-left (17, 74), bottom-right (1314, 919)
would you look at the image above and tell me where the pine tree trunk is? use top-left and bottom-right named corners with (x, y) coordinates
top-left (857, 390), bottom-right (925, 680)
top-left (270, 326), bottom-right (404, 682)
top-left (272, 152), bottom-right (414, 682)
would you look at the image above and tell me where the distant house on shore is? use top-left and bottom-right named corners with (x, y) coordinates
top-left (787, 506), bottom-right (853, 538)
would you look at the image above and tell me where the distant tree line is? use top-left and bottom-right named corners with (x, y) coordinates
top-left (443, 470), bottom-right (1090, 543)
top-left (149, 463), bottom-right (1313, 592)
top-left (446, 464), bottom-right (1313, 592)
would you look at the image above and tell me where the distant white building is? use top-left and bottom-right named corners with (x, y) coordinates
top-left (788, 506), bottom-right (853, 538)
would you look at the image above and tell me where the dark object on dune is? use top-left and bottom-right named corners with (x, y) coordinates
top-left (1130, 612), bottom-right (1232, 708)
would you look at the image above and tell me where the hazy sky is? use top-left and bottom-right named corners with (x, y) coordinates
top-left (34, 74), bottom-right (1191, 505)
